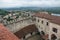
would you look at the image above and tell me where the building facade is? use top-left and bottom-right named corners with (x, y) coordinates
top-left (34, 12), bottom-right (60, 40)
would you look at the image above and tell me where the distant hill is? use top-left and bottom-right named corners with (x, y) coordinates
top-left (1, 7), bottom-right (60, 14)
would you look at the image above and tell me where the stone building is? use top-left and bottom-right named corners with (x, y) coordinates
top-left (34, 12), bottom-right (60, 40)
top-left (1, 11), bottom-right (60, 40)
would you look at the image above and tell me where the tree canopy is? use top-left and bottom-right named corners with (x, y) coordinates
top-left (0, 9), bottom-right (9, 15)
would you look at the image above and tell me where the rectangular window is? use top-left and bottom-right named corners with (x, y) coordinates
top-left (38, 19), bottom-right (39, 22)
top-left (46, 22), bottom-right (49, 26)
top-left (41, 21), bottom-right (43, 24)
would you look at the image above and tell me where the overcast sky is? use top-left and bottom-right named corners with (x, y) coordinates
top-left (0, 0), bottom-right (60, 8)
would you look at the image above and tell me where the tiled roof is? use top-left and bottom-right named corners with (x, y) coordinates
top-left (14, 24), bottom-right (38, 38)
top-left (0, 24), bottom-right (20, 40)
top-left (34, 13), bottom-right (60, 25)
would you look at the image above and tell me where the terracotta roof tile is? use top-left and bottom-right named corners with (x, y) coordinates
top-left (14, 24), bottom-right (38, 38)
top-left (34, 13), bottom-right (60, 25)
top-left (0, 24), bottom-right (20, 40)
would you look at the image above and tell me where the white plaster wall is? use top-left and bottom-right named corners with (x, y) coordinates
top-left (32, 32), bottom-right (36, 35)
top-left (35, 17), bottom-right (50, 34)
top-left (6, 19), bottom-right (34, 33)
top-left (35, 16), bottom-right (60, 40)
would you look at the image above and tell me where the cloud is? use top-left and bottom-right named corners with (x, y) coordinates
top-left (0, 0), bottom-right (60, 8)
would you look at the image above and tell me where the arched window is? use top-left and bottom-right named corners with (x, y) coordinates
top-left (51, 34), bottom-right (57, 40)
top-left (52, 28), bottom-right (57, 33)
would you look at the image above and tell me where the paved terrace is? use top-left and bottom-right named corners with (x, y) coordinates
top-left (5, 17), bottom-right (34, 33)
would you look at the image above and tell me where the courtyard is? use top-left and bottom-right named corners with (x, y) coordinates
top-left (25, 34), bottom-right (41, 40)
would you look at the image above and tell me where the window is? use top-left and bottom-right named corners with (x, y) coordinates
top-left (52, 28), bottom-right (57, 33)
top-left (41, 31), bottom-right (45, 35)
top-left (38, 19), bottom-right (39, 22)
top-left (46, 22), bottom-right (49, 26)
top-left (41, 20), bottom-right (43, 24)
top-left (23, 36), bottom-right (25, 39)
top-left (31, 32), bottom-right (32, 35)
